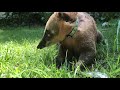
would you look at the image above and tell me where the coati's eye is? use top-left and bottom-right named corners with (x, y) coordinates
top-left (45, 30), bottom-right (53, 38)
top-left (51, 30), bottom-right (55, 34)
top-left (47, 34), bottom-right (51, 37)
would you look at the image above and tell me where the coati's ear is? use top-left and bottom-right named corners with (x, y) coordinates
top-left (57, 12), bottom-right (71, 22)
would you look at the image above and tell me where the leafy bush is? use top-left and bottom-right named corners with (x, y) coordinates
top-left (0, 12), bottom-right (120, 27)
top-left (89, 12), bottom-right (120, 22)
top-left (0, 12), bottom-right (53, 27)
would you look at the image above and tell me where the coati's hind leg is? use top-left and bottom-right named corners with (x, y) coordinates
top-left (76, 48), bottom-right (96, 70)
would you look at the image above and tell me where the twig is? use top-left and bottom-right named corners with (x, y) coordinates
top-left (116, 20), bottom-right (120, 52)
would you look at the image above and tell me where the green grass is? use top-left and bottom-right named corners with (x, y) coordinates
top-left (0, 20), bottom-right (120, 78)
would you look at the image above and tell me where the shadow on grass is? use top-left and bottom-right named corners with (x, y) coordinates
top-left (0, 26), bottom-right (44, 44)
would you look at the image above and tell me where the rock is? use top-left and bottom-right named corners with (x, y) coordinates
top-left (86, 70), bottom-right (109, 78)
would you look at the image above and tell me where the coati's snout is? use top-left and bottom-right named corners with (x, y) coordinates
top-left (37, 39), bottom-right (46, 49)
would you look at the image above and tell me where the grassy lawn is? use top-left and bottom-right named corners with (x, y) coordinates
top-left (0, 20), bottom-right (120, 78)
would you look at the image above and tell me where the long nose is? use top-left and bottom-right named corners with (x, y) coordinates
top-left (37, 38), bottom-right (46, 49)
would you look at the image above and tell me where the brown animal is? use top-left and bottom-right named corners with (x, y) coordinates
top-left (37, 12), bottom-right (104, 70)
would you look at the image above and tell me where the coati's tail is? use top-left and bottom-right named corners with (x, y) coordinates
top-left (97, 30), bottom-right (106, 45)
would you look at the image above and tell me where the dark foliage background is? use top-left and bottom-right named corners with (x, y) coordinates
top-left (0, 12), bottom-right (120, 27)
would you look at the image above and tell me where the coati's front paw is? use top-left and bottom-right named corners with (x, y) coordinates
top-left (55, 57), bottom-right (65, 69)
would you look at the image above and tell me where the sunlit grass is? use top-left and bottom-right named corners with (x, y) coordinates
top-left (0, 19), bottom-right (120, 78)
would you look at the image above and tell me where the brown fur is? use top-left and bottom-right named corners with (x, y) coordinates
top-left (37, 12), bottom-right (104, 70)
